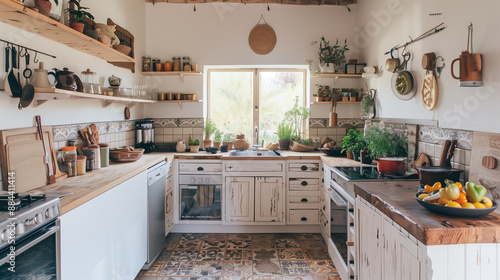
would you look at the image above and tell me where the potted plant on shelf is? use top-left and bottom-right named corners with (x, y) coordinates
top-left (213, 130), bottom-right (222, 149)
top-left (340, 129), bottom-right (365, 160)
top-left (323, 86), bottom-right (331, 102)
top-left (203, 118), bottom-right (217, 149)
top-left (286, 97), bottom-right (315, 152)
top-left (349, 89), bottom-right (359, 102)
top-left (329, 90), bottom-right (339, 127)
top-left (277, 121), bottom-right (293, 150)
top-left (188, 135), bottom-right (200, 153)
top-left (364, 125), bottom-right (408, 175)
top-left (312, 37), bottom-right (349, 73)
top-left (65, 0), bottom-right (94, 33)
top-left (314, 85), bottom-right (324, 102)
top-left (34, 0), bottom-right (58, 18)
top-left (222, 133), bottom-right (235, 151)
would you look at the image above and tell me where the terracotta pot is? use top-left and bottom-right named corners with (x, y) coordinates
top-left (223, 142), bottom-right (233, 150)
top-left (316, 97), bottom-right (324, 102)
top-left (236, 134), bottom-right (245, 140)
top-left (203, 139), bottom-right (212, 149)
top-left (346, 151), bottom-right (353, 159)
top-left (213, 142), bottom-right (221, 148)
top-left (233, 139), bottom-right (250, 150)
top-left (329, 113), bottom-right (337, 127)
top-left (189, 145), bottom-right (200, 153)
top-left (35, 0), bottom-right (52, 17)
top-left (377, 157), bottom-right (408, 176)
top-left (278, 140), bottom-right (290, 150)
top-left (70, 22), bottom-right (85, 33)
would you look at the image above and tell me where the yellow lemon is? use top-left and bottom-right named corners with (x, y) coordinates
top-left (418, 193), bottom-right (430, 200)
top-left (445, 201), bottom-right (462, 208)
top-left (461, 203), bottom-right (476, 209)
top-left (438, 198), bottom-right (450, 206)
top-left (480, 197), bottom-right (493, 208)
top-left (473, 202), bottom-right (486, 209)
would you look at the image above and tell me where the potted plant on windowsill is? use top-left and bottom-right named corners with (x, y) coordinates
top-left (364, 124), bottom-right (408, 175)
top-left (213, 130), bottom-right (222, 149)
top-left (277, 121), bottom-right (293, 150)
top-left (34, 0), bottom-right (58, 17)
top-left (203, 118), bottom-right (217, 149)
top-left (286, 97), bottom-right (315, 152)
top-left (65, 0), bottom-right (94, 33)
top-left (188, 135), bottom-right (200, 153)
top-left (312, 37), bottom-right (349, 73)
top-left (222, 133), bottom-right (235, 151)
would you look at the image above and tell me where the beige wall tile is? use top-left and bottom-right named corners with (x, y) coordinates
top-left (173, 128), bottom-right (182, 135)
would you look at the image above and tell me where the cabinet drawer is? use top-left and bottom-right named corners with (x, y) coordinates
top-left (179, 163), bottom-right (222, 173)
top-left (288, 209), bottom-right (319, 224)
top-left (289, 163), bottom-right (320, 172)
top-left (289, 178), bottom-right (320, 191)
top-left (288, 193), bottom-right (319, 208)
top-left (225, 162), bottom-right (283, 172)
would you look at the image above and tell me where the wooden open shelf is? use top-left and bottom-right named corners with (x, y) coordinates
top-left (311, 101), bottom-right (361, 104)
top-left (312, 73), bottom-right (362, 78)
top-left (142, 71), bottom-right (202, 76)
top-left (0, 0), bottom-right (135, 70)
top-left (32, 88), bottom-right (155, 108)
top-left (154, 99), bottom-right (202, 109)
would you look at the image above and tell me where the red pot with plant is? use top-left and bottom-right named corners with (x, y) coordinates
top-left (364, 125), bottom-right (408, 176)
top-left (35, 0), bottom-right (56, 17)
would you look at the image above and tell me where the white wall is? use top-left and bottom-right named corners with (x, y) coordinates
top-left (0, 0), bottom-right (146, 130)
top-left (144, 3), bottom-right (362, 119)
top-left (356, 0), bottom-right (500, 133)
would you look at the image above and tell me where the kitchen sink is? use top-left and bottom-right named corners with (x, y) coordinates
top-left (228, 150), bottom-right (282, 157)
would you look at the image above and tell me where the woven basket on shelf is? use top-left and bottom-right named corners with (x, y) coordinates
top-left (114, 44), bottom-right (132, 56)
top-left (289, 139), bottom-right (316, 152)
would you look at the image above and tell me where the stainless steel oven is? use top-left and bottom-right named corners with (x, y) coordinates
top-left (179, 174), bottom-right (222, 220)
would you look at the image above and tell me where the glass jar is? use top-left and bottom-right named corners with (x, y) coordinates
top-left (99, 143), bottom-right (110, 168)
top-left (172, 57), bottom-right (181, 71)
top-left (182, 56), bottom-right (191, 71)
top-left (87, 144), bottom-right (101, 169)
top-left (142, 56), bottom-right (152, 72)
top-left (77, 155), bottom-right (87, 175)
top-left (59, 146), bottom-right (77, 177)
top-left (83, 149), bottom-right (95, 171)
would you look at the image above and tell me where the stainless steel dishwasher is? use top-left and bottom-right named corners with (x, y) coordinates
top-left (143, 161), bottom-right (167, 270)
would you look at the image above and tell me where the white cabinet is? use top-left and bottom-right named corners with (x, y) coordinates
top-left (224, 176), bottom-right (284, 224)
top-left (59, 171), bottom-right (148, 280)
top-left (165, 162), bottom-right (174, 235)
top-left (286, 160), bottom-right (321, 225)
top-left (356, 197), bottom-right (383, 280)
top-left (383, 218), bottom-right (420, 280)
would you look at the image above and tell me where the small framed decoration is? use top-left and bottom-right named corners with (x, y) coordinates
top-left (345, 63), bottom-right (367, 74)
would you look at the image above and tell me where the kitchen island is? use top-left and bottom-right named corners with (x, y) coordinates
top-left (354, 181), bottom-right (500, 280)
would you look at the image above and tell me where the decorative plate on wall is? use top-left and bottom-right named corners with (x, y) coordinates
top-left (248, 15), bottom-right (277, 55)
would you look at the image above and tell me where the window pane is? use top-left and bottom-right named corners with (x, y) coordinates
top-left (209, 71), bottom-right (254, 143)
top-left (259, 71), bottom-right (305, 144)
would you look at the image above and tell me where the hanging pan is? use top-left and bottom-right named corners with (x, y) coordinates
top-left (391, 52), bottom-right (417, 101)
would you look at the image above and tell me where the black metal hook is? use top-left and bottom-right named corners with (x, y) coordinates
top-left (33, 51), bottom-right (39, 63)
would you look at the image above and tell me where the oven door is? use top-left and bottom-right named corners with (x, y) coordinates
top-left (180, 185), bottom-right (221, 220)
top-left (0, 219), bottom-right (60, 279)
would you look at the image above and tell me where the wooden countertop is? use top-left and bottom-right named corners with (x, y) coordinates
top-left (33, 154), bottom-right (166, 215)
top-left (354, 181), bottom-right (500, 245)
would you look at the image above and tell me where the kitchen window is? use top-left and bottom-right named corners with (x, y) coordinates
top-left (207, 68), bottom-right (307, 145)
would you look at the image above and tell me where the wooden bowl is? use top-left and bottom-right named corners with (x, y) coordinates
top-left (109, 148), bottom-right (144, 162)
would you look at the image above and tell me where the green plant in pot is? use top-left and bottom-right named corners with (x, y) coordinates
top-left (65, 0), bottom-right (94, 33)
top-left (340, 129), bottom-right (366, 160)
top-left (312, 37), bottom-right (349, 73)
top-left (203, 118), bottom-right (217, 149)
top-left (285, 97), bottom-right (315, 151)
top-left (35, 0), bottom-right (58, 18)
top-left (276, 121), bottom-right (293, 150)
top-left (188, 135), bottom-right (200, 153)
top-left (222, 133), bottom-right (235, 151)
top-left (364, 125), bottom-right (408, 175)
top-left (213, 129), bottom-right (222, 149)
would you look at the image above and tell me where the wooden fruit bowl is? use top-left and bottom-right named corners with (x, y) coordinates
top-left (109, 147), bottom-right (144, 162)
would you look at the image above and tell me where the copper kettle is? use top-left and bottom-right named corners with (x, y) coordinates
top-left (48, 67), bottom-right (84, 92)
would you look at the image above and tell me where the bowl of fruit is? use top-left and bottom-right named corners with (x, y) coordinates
top-left (415, 180), bottom-right (497, 217)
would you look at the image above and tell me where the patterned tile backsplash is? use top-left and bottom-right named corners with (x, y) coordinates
top-left (309, 118), bottom-right (364, 148)
top-left (153, 118), bottom-right (204, 144)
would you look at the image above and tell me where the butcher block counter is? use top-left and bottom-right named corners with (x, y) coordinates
top-left (354, 181), bottom-right (500, 245)
top-left (33, 154), bottom-right (166, 214)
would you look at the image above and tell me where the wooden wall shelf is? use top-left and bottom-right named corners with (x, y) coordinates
top-left (0, 0), bottom-right (135, 70)
top-left (154, 100), bottom-right (202, 109)
top-left (311, 101), bottom-right (361, 104)
top-left (312, 73), bottom-right (362, 79)
top-left (142, 71), bottom-right (203, 82)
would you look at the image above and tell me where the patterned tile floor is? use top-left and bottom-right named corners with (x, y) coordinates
top-left (135, 233), bottom-right (341, 280)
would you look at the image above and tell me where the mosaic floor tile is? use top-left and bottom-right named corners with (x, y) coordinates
top-left (197, 250), bottom-right (225, 261)
top-left (227, 240), bottom-right (252, 249)
top-left (298, 233), bottom-right (323, 241)
top-left (253, 259), bottom-right (282, 276)
top-left (314, 274), bottom-right (341, 280)
top-left (225, 249), bottom-right (253, 261)
top-left (228, 233), bottom-right (252, 240)
top-left (161, 261), bottom-right (195, 276)
top-left (201, 240), bottom-right (226, 250)
top-left (141, 262), bottom-right (166, 276)
top-left (281, 261), bottom-right (310, 275)
top-left (165, 241), bottom-right (179, 250)
top-left (169, 250), bottom-right (199, 262)
top-left (278, 249), bottom-right (305, 260)
top-left (204, 233), bottom-right (228, 241)
top-left (304, 250), bottom-right (330, 260)
top-left (253, 248), bottom-right (278, 260)
top-left (253, 239), bottom-right (276, 249)
top-left (284, 275), bottom-right (315, 280)
top-left (274, 233), bottom-right (298, 239)
top-left (157, 250), bottom-right (173, 262)
top-left (192, 261), bottom-right (223, 276)
top-left (177, 240), bottom-right (202, 250)
top-left (253, 276), bottom-right (282, 280)
top-left (189, 277), bottom-right (221, 280)
top-left (182, 233), bottom-right (206, 241)
top-left (276, 239), bottom-right (301, 249)
top-left (220, 277), bottom-right (252, 280)
top-left (299, 241), bottom-right (326, 250)
top-left (221, 261), bottom-right (253, 277)
top-left (308, 261), bottom-right (337, 274)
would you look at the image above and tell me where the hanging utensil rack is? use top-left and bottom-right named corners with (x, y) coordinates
top-left (0, 38), bottom-right (56, 59)
top-left (383, 23), bottom-right (446, 55)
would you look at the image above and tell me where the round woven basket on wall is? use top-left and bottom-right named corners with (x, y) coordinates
top-left (248, 17), bottom-right (277, 55)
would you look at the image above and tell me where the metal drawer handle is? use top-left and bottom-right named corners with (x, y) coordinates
top-left (301, 181), bottom-right (308, 186)
top-left (197, 167), bottom-right (204, 171)
top-left (301, 217), bottom-right (308, 221)
top-left (301, 165), bottom-right (307, 171)
top-left (349, 208), bottom-right (354, 213)
top-left (301, 198), bottom-right (308, 202)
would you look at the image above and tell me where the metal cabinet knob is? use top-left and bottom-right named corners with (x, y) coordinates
top-left (301, 198), bottom-right (308, 202)
top-left (301, 217), bottom-right (308, 221)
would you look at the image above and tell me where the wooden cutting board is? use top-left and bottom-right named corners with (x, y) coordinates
top-left (421, 70), bottom-right (438, 110)
top-left (6, 140), bottom-right (47, 192)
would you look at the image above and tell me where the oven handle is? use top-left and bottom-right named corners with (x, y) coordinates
top-left (0, 225), bottom-right (60, 265)
top-left (180, 185), bottom-right (221, 189)
top-left (327, 186), bottom-right (348, 208)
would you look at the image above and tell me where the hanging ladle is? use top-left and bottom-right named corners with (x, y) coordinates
top-left (19, 52), bottom-right (35, 109)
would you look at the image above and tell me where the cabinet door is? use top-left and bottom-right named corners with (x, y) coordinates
top-left (165, 189), bottom-right (174, 235)
top-left (319, 189), bottom-right (331, 238)
top-left (225, 177), bottom-right (254, 222)
top-left (383, 219), bottom-right (420, 280)
top-left (356, 199), bottom-right (383, 280)
top-left (255, 177), bottom-right (283, 222)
